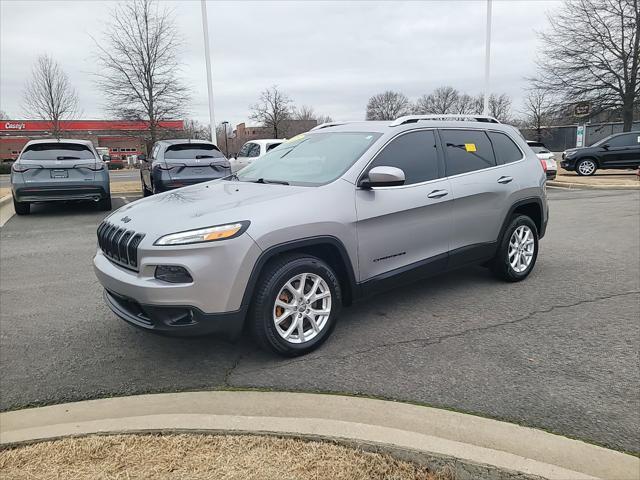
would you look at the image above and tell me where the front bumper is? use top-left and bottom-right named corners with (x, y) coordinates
top-left (104, 289), bottom-right (245, 338)
top-left (560, 158), bottom-right (576, 170)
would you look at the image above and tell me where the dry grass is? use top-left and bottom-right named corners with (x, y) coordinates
top-left (0, 434), bottom-right (455, 480)
top-left (110, 181), bottom-right (141, 194)
top-left (0, 187), bottom-right (9, 198)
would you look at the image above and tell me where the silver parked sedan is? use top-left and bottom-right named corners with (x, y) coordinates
top-left (11, 139), bottom-right (111, 215)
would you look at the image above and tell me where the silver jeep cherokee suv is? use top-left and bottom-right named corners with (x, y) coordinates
top-left (94, 115), bottom-right (548, 356)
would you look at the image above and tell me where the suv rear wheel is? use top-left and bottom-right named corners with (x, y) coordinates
top-left (491, 215), bottom-right (539, 282)
top-left (12, 195), bottom-right (30, 215)
top-left (98, 195), bottom-right (112, 211)
top-left (249, 253), bottom-right (341, 356)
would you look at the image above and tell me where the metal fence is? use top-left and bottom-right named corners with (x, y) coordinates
top-left (521, 121), bottom-right (640, 152)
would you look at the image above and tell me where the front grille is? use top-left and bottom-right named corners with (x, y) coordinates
top-left (97, 221), bottom-right (145, 271)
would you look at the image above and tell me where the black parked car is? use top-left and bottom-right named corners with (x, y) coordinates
top-left (561, 131), bottom-right (640, 176)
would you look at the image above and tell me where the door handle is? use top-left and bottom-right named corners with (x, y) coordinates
top-left (427, 189), bottom-right (449, 199)
top-left (497, 176), bottom-right (513, 184)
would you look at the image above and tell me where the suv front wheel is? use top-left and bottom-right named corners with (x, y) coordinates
top-left (249, 253), bottom-right (341, 356)
top-left (576, 158), bottom-right (597, 176)
top-left (491, 215), bottom-right (539, 282)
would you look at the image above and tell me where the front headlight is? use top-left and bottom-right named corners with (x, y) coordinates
top-left (154, 221), bottom-right (249, 246)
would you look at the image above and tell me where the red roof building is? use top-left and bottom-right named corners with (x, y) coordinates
top-left (0, 120), bottom-right (184, 161)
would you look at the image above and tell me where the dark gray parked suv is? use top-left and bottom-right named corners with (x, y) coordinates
top-left (140, 139), bottom-right (231, 195)
top-left (95, 115), bottom-right (548, 356)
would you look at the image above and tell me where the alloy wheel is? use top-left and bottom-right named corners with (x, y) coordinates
top-left (272, 273), bottom-right (332, 344)
top-left (578, 160), bottom-right (596, 175)
top-left (508, 225), bottom-right (535, 273)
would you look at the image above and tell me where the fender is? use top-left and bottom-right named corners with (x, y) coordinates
top-left (240, 235), bottom-right (359, 308)
top-left (497, 197), bottom-right (547, 245)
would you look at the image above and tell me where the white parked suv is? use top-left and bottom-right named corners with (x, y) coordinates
top-left (230, 139), bottom-right (284, 172)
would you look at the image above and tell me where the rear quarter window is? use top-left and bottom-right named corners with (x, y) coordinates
top-left (488, 132), bottom-right (523, 165)
top-left (440, 130), bottom-right (496, 176)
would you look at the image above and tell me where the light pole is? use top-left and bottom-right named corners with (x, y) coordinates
top-left (221, 121), bottom-right (230, 157)
top-left (200, 0), bottom-right (217, 145)
top-left (482, 0), bottom-right (492, 116)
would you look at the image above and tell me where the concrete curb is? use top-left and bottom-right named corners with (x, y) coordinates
top-left (0, 194), bottom-right (10, 207)
top-left (1, 392), bottom-right (637, 480)
top-left (548, 180), bottom-right (640, 190)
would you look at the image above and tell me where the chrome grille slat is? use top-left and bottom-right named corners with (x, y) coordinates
top-left (97, 221), bottom-right (144, 272)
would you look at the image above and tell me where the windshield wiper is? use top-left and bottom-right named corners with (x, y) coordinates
top-left (196, 155), bottom-right (214, 159)
top-left (254, 178), bottom-right (290, 185)
top-left (56, 156), bottom-right (81, 160)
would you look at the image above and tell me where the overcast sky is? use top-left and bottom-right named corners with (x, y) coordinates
top-left (0, 0), bottom-right (562, 127)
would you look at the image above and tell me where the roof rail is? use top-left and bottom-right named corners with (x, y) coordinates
top-left (389, 114), bottom-right (501, 127)
top-left (310, 121), bottom-right (356, 131)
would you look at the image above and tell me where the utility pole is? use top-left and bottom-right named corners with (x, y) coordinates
top-left (200, 0), bottom-right (217, 145)
top-left (482, 0), bottom-right (492, 116)
top-left (221, 121), bottom-right (230, 157)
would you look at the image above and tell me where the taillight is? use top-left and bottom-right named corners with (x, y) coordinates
top-left (158, 164), bottom-right (176, 170)
top-left (11, 164), bottom-right (30, 173)
top-left (87, 164), bottom-right (104, 171)
top-left (540, 159), bottom-right (547, 172)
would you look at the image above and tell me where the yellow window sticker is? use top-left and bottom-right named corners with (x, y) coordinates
top-left (465, 143), bottom-right (477, 152)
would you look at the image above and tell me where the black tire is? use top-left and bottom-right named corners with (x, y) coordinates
top-left (491, 215), bottom-right (539, 282)
top-left (98, 195), bottom-right (112, 211)
top-left (575, 158), bottom-right (597, 176)
top-left (12, 195), bottom-right (30, 215)
top-left (248, 253), bottom-right (342, 357)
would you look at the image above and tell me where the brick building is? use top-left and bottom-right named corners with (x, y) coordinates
top-left (0, 120), bottom-right (184, 162)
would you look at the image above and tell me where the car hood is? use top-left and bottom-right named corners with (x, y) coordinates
top-left (104, 179), bottom-right (309, 238)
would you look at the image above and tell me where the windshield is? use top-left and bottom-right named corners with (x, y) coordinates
top-left (165, 143), bottom-right (224, 160)
top-left (21, 143), bottom-right (95, 161)
top-left (235, 132), bottom-right (381, 186)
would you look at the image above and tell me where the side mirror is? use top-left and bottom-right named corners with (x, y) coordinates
top-left (102, 154), bottom-right (111, 162)
top-left (138, 154), bottom-right (147, 162)
top-left (360, 166), bottom-right (405, 189)
top-left (233, 153), bottom-right (238, 159)
top-left (601, 144), bottom-right (610, 150)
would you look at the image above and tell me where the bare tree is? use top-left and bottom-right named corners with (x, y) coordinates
top-left (22, 54), bottom-right (78, 137)
top-left (521, 88), bottom-right (556, 141)
top-left (453, 93), bottom-right (476, 114)
top-left (533, 0), bottom-right (639, 131)
top-left (413, 86), bottom-right (460, 114)
top-left (249, 85), bottom-right (293, 138)
top-left (294, 105), bottom-right (316, 121)
top-left (183, 119), bottom-right (210, 140)
top-left (294, 105), bottom-right (333, 124)
top-left (366, 91), bottom-right (410, 120)
top-left (94, 0), bottom-right (190, 149)
top-left (316, 114), bottom-right (334, 124)
top-left (487, 93), bottom-right (512, 122)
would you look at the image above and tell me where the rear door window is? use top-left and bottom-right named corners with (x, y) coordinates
top-left (367, 130), bottom-right (441, 185)
top-left (488, 131), bottom-right (523, 165)
top-left (165, 143), bottom-right (223, 160)
top-left (21, 143), bottom-right (95, 161)
top-left (237, 143), bottom-right (251, 157)
top-left (607, 134), bottom-right (637, 148)
top-left (440, 130), bottom-right (497, 176)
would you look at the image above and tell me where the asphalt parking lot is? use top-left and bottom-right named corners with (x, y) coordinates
top-left (0, 188), bottom-right (638, 453)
